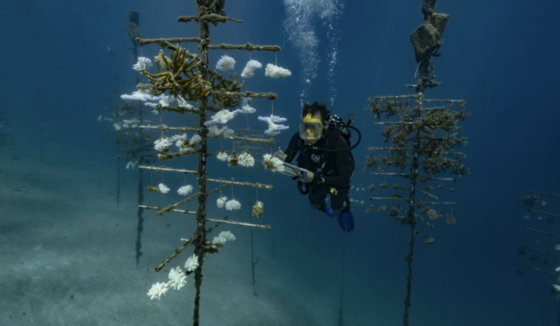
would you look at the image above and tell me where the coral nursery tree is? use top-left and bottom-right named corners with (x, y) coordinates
top-left (515, 190), bottom-right (560, 324)
top-left (363, 1), bottom-right (470, 325)
top-left (133, 0), bottom-right (282, 324)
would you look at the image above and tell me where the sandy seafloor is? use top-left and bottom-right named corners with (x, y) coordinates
top-left (0, 153), bottom-right (407, 326)
top-left (0, 148), bottom-right (545, 326)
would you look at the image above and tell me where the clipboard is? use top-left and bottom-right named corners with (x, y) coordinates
top-left (276, 161), bottom-right (310, 178)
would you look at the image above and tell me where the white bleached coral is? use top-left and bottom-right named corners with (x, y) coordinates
top-left (241, 60), bottom-right (263, 78)
top-left (154, 138), bottom-right (173, 152)
top-left (184, 254), bottom-right (199, 272)
top-left (265, 63), bottom-right (291, 78)
top-left (259, 115), bottom-right (289, 135)
top-left (216, 150), bottom-right (228, 161)
top-left (208, 125), bottom-right (234, 137)
top-left (225, 199), bottom-right (241, 211)
top-left (262, 154), bottom-right (283, 172)
top-left (216, 55), bottom-right (236, 71)
top-left (158, 183), bottom-right (170, 194)
top-left (121, 88), bottom-right (153, 102)
top-left (238, 152), bottom-right (255, 167)
top-left (167, 267), bottom-right (187, 290)
top-left (178, 185), bottom-right (193, 196)
top-left (133, 56), bottom-right (153, 71)
top-left (212, 231), bottom-right (236, 245)
top-left (126, 160), bottom-right (139, 169)
top-left (147, 282), bottom-right (169, 300)
top-left (172, 133), bottom-right (188, 145)
top-left (212, 235), bottom-right (226, 245)
top-left (159, 96), bottom-right (176, 107)
top-left (219, 231), bottom-right (236, 241)
top-left (239, 105), bottom-right (256, 114)
top-left (204, 109), bottom-right (240, 126)
top-left (189, 134), bottom-right (201, 145)
top-left (217, 196), bottom-right (228, 208)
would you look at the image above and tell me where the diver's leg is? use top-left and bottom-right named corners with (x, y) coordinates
top-left (308, 185), bottom-right (328, 209)
top-left (331, 188), bottom-right (350, 214)
top-left (309, 185), bottom-right (336, 216)
top-left (331, 188), bottom-right (354, 232)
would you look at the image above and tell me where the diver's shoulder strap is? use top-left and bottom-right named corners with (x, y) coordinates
top-left (316, 130), bottom-right (340, 174)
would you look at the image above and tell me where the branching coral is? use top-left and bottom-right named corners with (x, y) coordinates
top-left (209, 73), bottom-right (244, 109)
top-left (142, 47), bottom-right (211, 102)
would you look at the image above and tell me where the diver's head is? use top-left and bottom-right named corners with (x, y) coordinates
top-left (300, 102), bottom-right (330, 144)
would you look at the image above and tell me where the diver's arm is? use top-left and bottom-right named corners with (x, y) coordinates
top-left (321, 137), bottom-right (352, 188)
top-left (283, 132), bottom-right (300, 163)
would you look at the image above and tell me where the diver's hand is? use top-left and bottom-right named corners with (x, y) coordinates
top-left (273, 150), bottom-right (287, 161)
top-left (300, 171), bottom-right (314, 183)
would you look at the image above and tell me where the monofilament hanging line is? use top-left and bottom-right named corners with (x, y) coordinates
top-left (158, 110), bottom-right (164, 138)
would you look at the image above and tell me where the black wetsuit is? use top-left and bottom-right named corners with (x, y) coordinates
top-left (283, 128), bottom-right (353, 210)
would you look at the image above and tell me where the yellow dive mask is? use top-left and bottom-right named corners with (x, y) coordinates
top-left (299, 113), bottom-right (323, 144)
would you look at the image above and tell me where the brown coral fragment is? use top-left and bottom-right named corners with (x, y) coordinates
top-left (425, 237), bottom-right (435, 244)
top-left (446, 214), bottom-right (456, 224)
top-left (228, 150), bottom-right (239, 167)
top-left (252, 201), bottom-right (264, 218)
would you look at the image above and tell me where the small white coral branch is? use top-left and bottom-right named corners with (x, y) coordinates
top-left (184, 254), bottom-right (199, 272)
top-left (265, 63), bottom-right (291, 78)
top-left (133, 57), bottom-right (153, 71)
top-left (154, 138), bottom-right (173, 152)
top-left (241, 60), bottom-right (263, 78)
top-left (258, 115), bottom-right (289, 135)
top-left (158, 183), bottom-right (170, 194)
top-left (208, 125), bottom-right (234, 137)
top-left (178, 185), bottom-right (193, 196)
top-left (225, 199), bottom-right (241, 211)
top-left (204, 110), bottom-right (240, 126)
top-left (147, 282), bottom-right (169, 300)
top-left (219, 231), bottom-right (236, 241)
top-left (126, 160), bottom-right (139, 169)
top-left (239, 105), bottom-right (256, 114)
top-left (212, 231), bottom-right (236, 245)
top-left (189, 134), bottom-right (201, 145)
top-left (217, 196), bottom-right (228, 208)
top-left (238, 152), bottom-right (255, 167)
top-left (168, 267), bottom-right (187, 290)
top-left (216, 150), bottom-right (228, 161)
top-left (216, 55), bottom-right (236, 71)
top-left (263, 154), bottom-right (283, 172)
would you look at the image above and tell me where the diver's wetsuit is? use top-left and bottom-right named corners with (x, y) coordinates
top-left (283, 128), bottom-right (352, 210)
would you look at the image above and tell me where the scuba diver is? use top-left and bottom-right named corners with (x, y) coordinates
top-left (274, 102), bottom-right (360, 232)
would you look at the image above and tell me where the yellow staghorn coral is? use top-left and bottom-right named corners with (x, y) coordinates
top-left (142, 47), bottom-right (211, 102)
top-left (210, 73), bottom-right (244, 109)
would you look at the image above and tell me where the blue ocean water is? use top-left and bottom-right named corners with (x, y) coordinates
top-left (1, 0), bottom-right (560, 325)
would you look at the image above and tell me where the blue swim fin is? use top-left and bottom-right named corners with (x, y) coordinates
top-left (337, 201), bottom-right (354, 232)
top-left (318, 202), bottom-right (337, 217)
